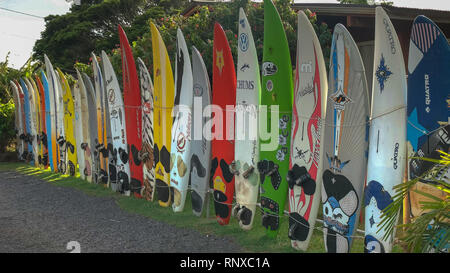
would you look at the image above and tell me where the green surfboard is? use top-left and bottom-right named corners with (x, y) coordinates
top-left (258, 0), bottom-right (293, 238)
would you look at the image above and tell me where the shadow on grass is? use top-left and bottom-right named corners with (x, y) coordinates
top-left (0, 161), bottom-right (404, 253)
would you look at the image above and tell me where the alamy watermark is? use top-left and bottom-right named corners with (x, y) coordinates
top-left (165, 97), bottom-right (285, 152)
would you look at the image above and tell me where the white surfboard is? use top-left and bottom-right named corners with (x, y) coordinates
top-left (73, 78), bottom-right (85, 179)
top-left (288, 10), bottom-right (328, 251)
top-left (321, 23), bottom-right (370, 253)
top-left (190, 46), bottom-right (212, 217)
top-left (231, 8), bottom-right (261, 230)
top-left (25, 78), bottom-right (39, 167)
top-left (137, 57), bottom-right (156, 201)
top-left (30, 78), bottom-right (43, 168)
top-left (10, 81), bottom-right (24, 160)
top-left (92, 52), bottom-right (109, 185)
top-left (102, 50), bottom-right (131, 194)
top-left (76, 69), bottom-right (93, 182)
top-left (82, 73), bottom-right (100, 184)
top-left (364, 7), bottom-right (407, 253)
top-left (171, 28), bottom-right (194, 212)
top-left (44, 55), bottom-right (60, 172)
top-left (54, 69), bottom-right (67, 173)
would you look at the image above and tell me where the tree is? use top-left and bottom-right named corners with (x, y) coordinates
top-left (336, 0), bottom-right (369, 4)
top-left (113, 0), bottom-right (332, 82)
top-left (0, 53), bottom-right (21, 152)
top-left (32, 0), bottom-right (187, 72)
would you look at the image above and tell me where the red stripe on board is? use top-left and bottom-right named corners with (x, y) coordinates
top-left (422, 23), bottom-right (428, 52)
top-left (416, 24), bottom-right (423, 52)
top-left (428, 24), bottom-right (434, 48)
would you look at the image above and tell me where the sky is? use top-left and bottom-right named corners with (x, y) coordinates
top-left (0, 0), bottom-right (71, 69)
top-left (1, 0), bottom-right (449, 69)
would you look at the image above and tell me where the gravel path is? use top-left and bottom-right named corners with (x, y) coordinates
top-left (0, 170), bottom-right (243, 253)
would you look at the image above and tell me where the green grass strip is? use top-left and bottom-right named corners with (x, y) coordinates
top-left (0, 162), bottom-right (404, 253)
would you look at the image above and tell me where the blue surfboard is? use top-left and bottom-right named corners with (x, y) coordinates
top-left (20, 78), bottom-right (34, 165)
top-left (41, 70), bottom-right (54, 171)
top-left (406, 15), bottom-right (449, 226)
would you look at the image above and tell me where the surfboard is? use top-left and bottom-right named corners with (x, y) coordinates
top-left (73, 76), bottom-right (85, 179)
top-left (258, 0), bottom-right (293, 237)
top-left (150, 22), bottom-right (175, 207)
top-left (57, 69), bottom-right (77, 176)
top-left (231, 8), bottom-right (261, 230)
top-left (364, 7), bottom-right (407, 253)
top-left (19, 79), bottom-right (33, 164)
top-left (137, 57), bottom-right (155, 201)
top-left (54, 69), bottom-right (66, 174)
top-left (9, 82), bottom-right (19, 157)
top-left (19, 79), bottom-right (33, 163)
top-left (32, 77), bottom-right (45, 168)
top-left (10, 81), bottom-right (24, 160)
top-left (288, 10), bottom-right (327, 250)
top-left (35, 75), bottom-right (49, 169)
top-left (14, 81), bottom-right (27, 160)
top-left (118, 25), bottom-right (144, 198)
top-left (44, 55), bottom-right (60, 172)
top-left (102, 50), bottom-right (132, 194)
top-left (29, 77), bottom-right (43, 168)
top-left (212, 22), bottom-right (236, 226)
top-left (82, 72), bottom-right (100, 184)
top-left (104, 74), bottom-right (114, 189)
top-left (40, 70), bottom-right (55, 172)
top-left (170, 28), bottom-right (194, 212)
top-left (11, 81), bottom-right (23, 160)
top-left (321, 23), bottom-right (369, 253)
top-left (23, 78), bottom-right (38, 166)
top-left (75, 70), bottom-right (93, 182)
top-left (16, 81), bottom-right (30, 161)
top-left (190, 46), bottom-right (212, 217)
top-left (406, 16), bottom-right (449, 238)
top-left (25, 78), bottom-right (39, 167)
top-left (92, 53), bottom-right (109, 185)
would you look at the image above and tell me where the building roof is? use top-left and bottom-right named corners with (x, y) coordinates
top-left (181, 1), bottom-right (450, 42)
top-left (182, 1), bottom-right (450, 24)
top-left (292, 3), bottom-right (450, 24)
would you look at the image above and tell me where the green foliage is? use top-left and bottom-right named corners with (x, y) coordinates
top-left (0, 53), bottom-right (22, 152)
top-left (32, 0), bottom-right (189, 73)
top-left (380, 151), bottom-right (449, 253)
top-left (336, 0), bottom-right (369, 4)
top-left (0, 100), bottom-right (15, 152)
top-left (107, 0), bottom-right (332, 82)
top-left (0, 53), bottom-right (21, 104)
top-left (336, 0), bottom-right (393, 5)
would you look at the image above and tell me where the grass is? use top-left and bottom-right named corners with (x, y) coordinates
top-left (0, 161), bottom-right (404, 253)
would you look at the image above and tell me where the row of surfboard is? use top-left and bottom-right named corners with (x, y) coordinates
top-left (8, 0), bottom-right (449, 253)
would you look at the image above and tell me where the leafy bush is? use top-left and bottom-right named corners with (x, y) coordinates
top-left (380, 151), bottom-right (449, 252)
top-left (103, 0), bottom-right (332, 84)
top-left (0, 100), bottom-right (15, 152)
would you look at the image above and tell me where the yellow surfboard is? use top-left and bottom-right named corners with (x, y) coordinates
top-left (57, 69), bottom-right (78, 176)
top-left (151, 22), bottom-right (175, 207)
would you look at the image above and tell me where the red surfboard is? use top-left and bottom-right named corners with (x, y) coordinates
top-left (35, 75), bottom-right (48, 169)
top-left (118, 25), bottom-right (143, 198)
top-left (211, 22), bottom-right (237, 225)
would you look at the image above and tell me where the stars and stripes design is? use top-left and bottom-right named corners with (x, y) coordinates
top-left (411, 22), bottom-right (440, 53)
